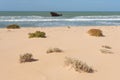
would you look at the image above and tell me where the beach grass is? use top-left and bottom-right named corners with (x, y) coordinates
top-left (6, 24), bottom-right (20, 29)
top-left (28, 31), bottom-right (46, 38)
top-left (46, 48), bottom-right (63, 53)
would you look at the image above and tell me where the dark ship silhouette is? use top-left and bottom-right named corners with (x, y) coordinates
top-left (50, 12), bottom-right (62, 17)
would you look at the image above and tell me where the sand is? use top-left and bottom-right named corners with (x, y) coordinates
top-left (0, 26), bottom-right (120, 80)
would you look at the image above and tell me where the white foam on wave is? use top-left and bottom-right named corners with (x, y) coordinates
top-left (1, 18), bottom-right (120, 22)
top-left (1, 15), bottom-right (120, 22)
top-left (99, 21), bottom-right (120, 25)
top-left (73, 15), bottom-right (120, 19)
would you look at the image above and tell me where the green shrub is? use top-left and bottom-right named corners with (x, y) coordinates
top-left (29, 31), bottom-right (46, 38)
top-left (46, 48), bottom-right (63, 53)
top-left (65, 57), bottom-right (94, 73)
top-left (6, 24), bottom-right (20, 29)
top-left (88, 29), bottom-right (103, 37)
top-left (20, 53), bottom-right (33, 63)
top-left (29, 33), bottom-right (36, 38)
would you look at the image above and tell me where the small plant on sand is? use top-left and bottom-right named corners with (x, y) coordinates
top-left (20, 53), bottom-right (34, 63)
top-left (53, 48), bottom-right (63, 52)
top-left (87, 29), bottom-right (103, 37)
top-left (64, 57), bottom-right (94, 73)
top-left (46, 48), bottom-right (63, 53)
top-left (102, 45), bottom-right (112, 49)
top-left (29, 31), bottom-right (46, 38)
top-left (6, 24), bottom-right (20, 29)
top-left (100, 45), bottom-right (113, 54)
top-left (100, 49), bottom-right (113, 54)
top-left (46, 48), bottom-right (54, 53)
top-left (67, 26), bottom-right (71, 29)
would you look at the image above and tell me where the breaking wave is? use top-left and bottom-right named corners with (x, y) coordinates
top-left (0, 15), bottom-right (120, 27)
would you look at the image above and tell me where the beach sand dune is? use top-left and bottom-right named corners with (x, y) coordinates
top-left (0, 26), bottom-right (120, 80)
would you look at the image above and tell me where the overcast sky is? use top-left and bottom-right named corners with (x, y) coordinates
top-left (0, 0), bottom-right (120, 11)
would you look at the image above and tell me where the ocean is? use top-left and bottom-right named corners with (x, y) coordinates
top-left (0, 11), bottom-right (120, 28)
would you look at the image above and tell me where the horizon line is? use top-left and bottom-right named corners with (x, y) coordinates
top-left (0, 10), bottom-right (120, 12)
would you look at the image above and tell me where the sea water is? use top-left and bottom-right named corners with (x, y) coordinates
top-left (0, 11), bottom-right (120, 28)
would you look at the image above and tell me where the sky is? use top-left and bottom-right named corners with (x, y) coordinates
top-left (0, 0), bottom-right (120, 11)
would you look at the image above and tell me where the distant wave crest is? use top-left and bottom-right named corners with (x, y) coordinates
top-left (1, 15), bottom-right (120, 27)
top-left (0, 15), bottom-right (120, 22)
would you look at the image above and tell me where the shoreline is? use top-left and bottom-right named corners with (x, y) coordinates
top-left (0, 25), bottom-right (119, 29)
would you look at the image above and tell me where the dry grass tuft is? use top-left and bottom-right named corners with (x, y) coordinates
top-left (46, 48), bottom-right (53, 53)
top-left (19, 53), bottom-right (38, 63)
top-left (64, 57), bottom-right (94, 73)
top-left (102, 45), bottom-right (112, 49)
top-left (88, 29), bottom-right (104, 37)
top-left (46, 48), bottom-right (63, 53)
top-left (100, 45), bottom-right (113, 54)
top-left (53, 48), bottom-right (63, 52)
top-left (100, 49), bottom-right (113, 54)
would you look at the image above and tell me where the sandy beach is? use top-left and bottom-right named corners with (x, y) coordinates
top-left (0, 26), bottom-right (120, 80)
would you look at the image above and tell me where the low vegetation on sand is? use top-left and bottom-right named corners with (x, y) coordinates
top-left (102, 45), bottom-right (112, 49)
top-left (6, 24), bottom-right (20, 29)
top-left (100, 45), bottom-right (113, 54)
top-left (64, 57), bottom-right (94, 73)
top-left (87, 29), bottom-right (104, 37)
top-left (46, 48), bottom-right (63, 53)
top-left (100, 49), bottom-right (113, 54)
top-left (28, 31), bottom-right (46, 38)
top-left (19, 53), bottom-right (37, 63)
